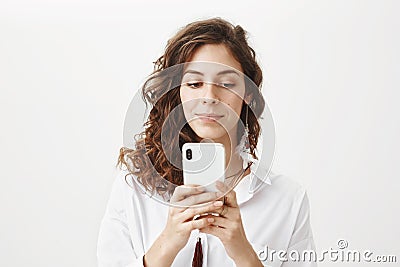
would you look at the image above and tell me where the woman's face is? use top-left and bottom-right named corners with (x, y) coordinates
top-left (180, 44), bottom-right (247, 142)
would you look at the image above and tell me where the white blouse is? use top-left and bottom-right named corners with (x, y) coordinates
top-left (97, 158), bottom-right (318, 267)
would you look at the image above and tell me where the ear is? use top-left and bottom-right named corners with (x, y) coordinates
top-left (244, 93), bottom-right (254, 105)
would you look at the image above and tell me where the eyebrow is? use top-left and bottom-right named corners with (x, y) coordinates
top-left (183, 69), bottom-right (240, 77)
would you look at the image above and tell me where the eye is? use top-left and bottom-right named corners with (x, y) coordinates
top-left (219, 83), bottom-right (236, 89)
top-left (185, 82), bottom-right (204, 89)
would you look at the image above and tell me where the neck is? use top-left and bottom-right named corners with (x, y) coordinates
top-left (211, 127), bottom-right (245, 178)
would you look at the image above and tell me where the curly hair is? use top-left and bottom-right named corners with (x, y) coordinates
top-left (117, 17), bottom-right (266, 198)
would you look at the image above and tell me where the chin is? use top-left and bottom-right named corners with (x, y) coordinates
top-left (191, 128), bottom-right (227, 142)
top-left (189, 119), bottom-right (232, 140)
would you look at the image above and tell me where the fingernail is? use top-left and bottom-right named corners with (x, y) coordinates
top-left (207, 218), bottom-right (214, 222)
top-left (213, 201), bottom-right (223, 206)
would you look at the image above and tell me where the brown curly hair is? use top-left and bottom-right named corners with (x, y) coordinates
top-left (117, 17), bottom-right (266, 198)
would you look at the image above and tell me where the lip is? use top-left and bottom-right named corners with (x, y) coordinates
top-left (196, 113), bottom-right (224, 117)
top-left (195, 113), bottom-right (224, 121)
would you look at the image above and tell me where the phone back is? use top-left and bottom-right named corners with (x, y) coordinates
top-left (182, 142), bottom-right (225, 192)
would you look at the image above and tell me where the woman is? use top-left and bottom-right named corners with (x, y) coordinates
top-left (97, 18), bottom-right (317, 267)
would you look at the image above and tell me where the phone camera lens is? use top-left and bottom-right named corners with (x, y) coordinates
top-left (186, 149), bottom-right (192, 160)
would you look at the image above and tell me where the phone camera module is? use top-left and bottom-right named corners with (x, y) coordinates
top-left (186, 149), bottom-right (192, 160)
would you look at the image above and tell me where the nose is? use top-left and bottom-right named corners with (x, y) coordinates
top-left (202, 82), bottom-right (220, 104)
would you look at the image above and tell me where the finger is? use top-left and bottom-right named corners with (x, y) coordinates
top-left (208, 215), bottom-right (233, 229)
top-left (199, 224), bottom-right (224, 238)
top-left (175, 191), bottom-right (223, 206)
top-left (179, 201), bottom-right (224, 221)
top-left (182, 217), bottom-right (215, 231)
top-left (216, 181), bottom-right (238, 208)
top-left (170, 185), bottom-right (205, 203)
top-left (170, 198), bottom-right (222, 218)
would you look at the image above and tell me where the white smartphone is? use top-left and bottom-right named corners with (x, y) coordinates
top-left (182, 142), bottom-right (225, 192)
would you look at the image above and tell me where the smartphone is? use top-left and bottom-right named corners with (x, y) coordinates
top-left (182, 142), bottom-right (225, 192)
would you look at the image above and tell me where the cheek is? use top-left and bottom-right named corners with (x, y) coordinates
top-left (179, 88), bottom-right (185, 102)
top-left (180, 88), bottom-right (197, 104)
top-left (180, 91), bottom-right (196, 118)
top-left (180, 88), bottom-right (203, 111)
top-left (225, 97), bottom-right (243, 115)
top-left (180, 90), bottom-right (189, 111)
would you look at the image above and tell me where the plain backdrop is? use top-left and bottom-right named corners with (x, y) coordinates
top-left (0, 0), bottom-right (399, 266)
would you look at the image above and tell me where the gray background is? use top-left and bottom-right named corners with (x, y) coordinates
top-left (0, 0), bottom-right (399, 266)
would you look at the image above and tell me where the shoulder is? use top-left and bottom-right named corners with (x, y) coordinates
top-left (256, 171), bottom-right (308, 208)
top-left (109, 169), bottom-right (148, 203)
top-left (113, 169), bottom-right (169, 208)
top-left (112, 169), bottom-right (136, 194)
top-left (271, 171), bottom-right (306, 195)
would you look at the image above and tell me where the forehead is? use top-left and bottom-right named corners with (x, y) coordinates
top-left (182, 62), bottom-right (243, 80)
top-left (184, 44), bottom-right (243, 74)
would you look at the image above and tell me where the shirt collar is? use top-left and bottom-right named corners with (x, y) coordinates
top-left (235, 145), bottom-right (273, 186)
top-left (249, 157), bottom-right (272, 186)
top-left (234, 141), bottom-right (273, 187)
top-left (235, 157), bottom-right (273, 205)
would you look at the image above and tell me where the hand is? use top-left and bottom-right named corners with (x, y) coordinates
top-left (199, 181), bottom-right (262, 266)
top-left (144, 185), bottom-right (223, 267)
top-left (164, 185), bottom-right (224, 251)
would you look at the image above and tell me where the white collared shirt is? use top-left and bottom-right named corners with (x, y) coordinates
top-left (97, 159), bottom-right (318, 267)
